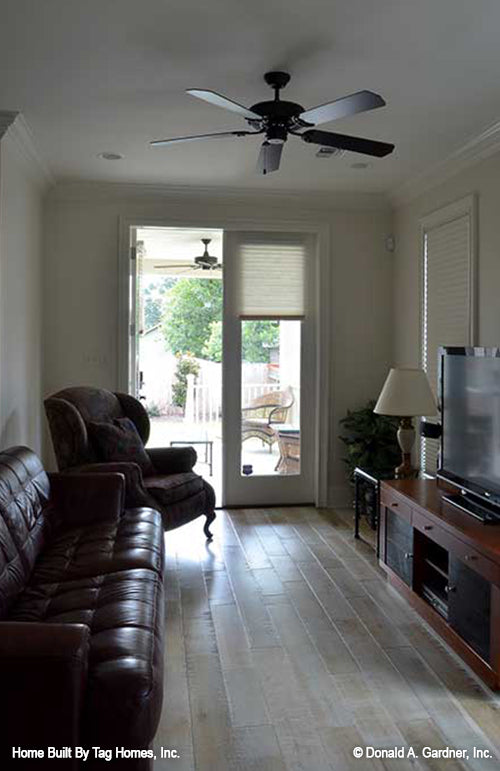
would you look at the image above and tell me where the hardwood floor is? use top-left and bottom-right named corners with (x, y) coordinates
top-left (153, 507), bottom-right (500, 770)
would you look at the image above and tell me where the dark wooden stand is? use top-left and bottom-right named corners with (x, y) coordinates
top-left (379, 478), bottom-right (500, 690)
top-left (353, 467), bottom-right (393, 556)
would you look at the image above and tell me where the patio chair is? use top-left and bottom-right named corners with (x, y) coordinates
top-left (44, 386), bottom-right (216, 538)
top-left (241, 386), bottom-right (295, 450)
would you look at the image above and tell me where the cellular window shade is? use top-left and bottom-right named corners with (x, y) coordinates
top-left (237, 236), bottom-right (306, 318)
top-left (421, 213), bottom-right (472, 475)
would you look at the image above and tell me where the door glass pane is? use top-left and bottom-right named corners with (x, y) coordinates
top-left (241, 319), bottom-right (301, 476)
top-left (135, 227), bottom-right (223, 503)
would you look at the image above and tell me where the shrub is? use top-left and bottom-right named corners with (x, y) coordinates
top-left (145, 401), bottom-right (162, 418)
top-left (172, 354), bottom-right (200, 410)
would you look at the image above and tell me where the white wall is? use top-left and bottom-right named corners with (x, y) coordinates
top-left (0, 129), bottom-right (45, 454)
top-left (394, 151), bottom-right (500, 366)
top-left (44, 183), bottom-right (394, 503)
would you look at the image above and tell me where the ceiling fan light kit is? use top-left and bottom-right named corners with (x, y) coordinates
top-left (151, 71), bottom-right (395, 175)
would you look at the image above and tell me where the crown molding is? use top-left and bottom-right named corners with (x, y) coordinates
top-left (48, 179), bottom-right (391, 212)
top-left (391, 118), bottom-right (500, 207)
top-left (0, 111), bottom-right (19, 139)
top-left (0, 112), bottom-right (54, 189)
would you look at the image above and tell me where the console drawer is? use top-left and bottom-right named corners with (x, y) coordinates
top-left (380, 488), bottom-right (412, 523)
top-left (450, 538), bottom-right (500, 587)
top-left (413, 509), bottom-right (500, 586)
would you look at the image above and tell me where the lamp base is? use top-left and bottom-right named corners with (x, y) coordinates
top-left (395, 454), bottom-right (418, 479)
top-left (394, 417), bottom-right (418, 479)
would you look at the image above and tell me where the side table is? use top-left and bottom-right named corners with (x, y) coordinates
top-left (353, 466), bottom-right (393, 555)
top-left (275, 425), bottom-right (300, 474)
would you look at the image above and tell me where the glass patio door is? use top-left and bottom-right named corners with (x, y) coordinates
top-left (222, 231), bottom-right (316, 507)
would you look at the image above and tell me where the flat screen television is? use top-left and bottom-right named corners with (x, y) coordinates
top-left (438, 346), bottom-right (500, 518)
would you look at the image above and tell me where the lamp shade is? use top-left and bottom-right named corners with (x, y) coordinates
top-left (374, 368), bottom-right (437, 417)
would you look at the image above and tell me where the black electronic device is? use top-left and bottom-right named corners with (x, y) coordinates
top-left (420, 420), bottom-right (442, 439)
top-left (438, 346), bottom-right (500, 523)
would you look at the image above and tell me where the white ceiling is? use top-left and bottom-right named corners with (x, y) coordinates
top-left (2, 0), bottom-right (500, 194)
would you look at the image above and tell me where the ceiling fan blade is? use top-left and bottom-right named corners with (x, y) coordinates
top-left (301, 129), bottom-right (394, 157)
top-left (154, 264), bottom-right (193, 268)
top-left (187, 89), bottom-right (260, 120)
top-left (299, 90), bottom-right (385, 126)
top-left (257, 142), bottom-right (283, 175)
top-left (151, 130), bottom-right (259, 147)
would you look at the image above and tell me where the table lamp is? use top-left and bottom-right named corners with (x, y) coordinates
top-left (374, 367), bottom-right (437, 479)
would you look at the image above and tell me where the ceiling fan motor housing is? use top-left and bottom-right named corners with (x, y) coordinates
top-left (247, 71), bottom-right (309, 140)
top-left (194, 238), bottom-right (219, 269)
top-left (195, 254), bottom-right (218, 268)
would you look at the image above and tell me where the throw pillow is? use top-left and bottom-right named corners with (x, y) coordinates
top-left (88, 417), bottom-right (154, 475)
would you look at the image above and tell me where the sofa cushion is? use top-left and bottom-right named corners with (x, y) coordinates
top-left (0, 447), bottom-right (52, 619)
top-left (88, 417), bottom-right (154, 475)
top-left (143, 471), bottom-right (204, 506)
top-left (10, 568), bottom-right (164, 747)
top-left (29, 507), bottom-right (164, 584)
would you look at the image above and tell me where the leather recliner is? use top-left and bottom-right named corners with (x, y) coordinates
top-left (0, 446), bottom-right (165, 770)
top-left (44, 386), bottom-right (216, 538)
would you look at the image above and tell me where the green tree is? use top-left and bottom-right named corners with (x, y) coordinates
top-left (242, 320), bottom-right (279, 363)
top-left (163, 279), bottom-right (222, 357)
top-left (203, 319), bottom-right (279, 363)
top-left (143, 277), bottom-right (175, 330)
top-left (163, 278), bottom-right (279, 362)
top-left (203, 320), bottom-right (222, 362)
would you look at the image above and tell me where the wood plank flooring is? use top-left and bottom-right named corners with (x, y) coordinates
top-left (153, 507), bottom-right (500, 770)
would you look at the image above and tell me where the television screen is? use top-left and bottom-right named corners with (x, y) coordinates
top-left (441, 350), bottom-right (500, 501)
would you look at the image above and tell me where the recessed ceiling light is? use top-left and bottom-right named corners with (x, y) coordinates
top-left (350, 161), bottom-right (371, 170)
top-left (98, 152), bottom-right (123, 161)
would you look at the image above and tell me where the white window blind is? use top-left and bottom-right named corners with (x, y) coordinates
top-left (421, 206), bottom-right (474, 474)
top-left (236, 235), bottom-right (307, 318)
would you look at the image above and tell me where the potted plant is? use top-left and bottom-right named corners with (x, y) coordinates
top-left (339, 399), bottom-right (400, 483)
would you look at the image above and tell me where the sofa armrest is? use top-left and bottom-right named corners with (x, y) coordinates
top-left (49, 471), bottom-right (125, 526)
top-left (68, 461), bottom-right (153, 508)
top-left (0, 622), bottom-right (89, 766)
top-left (147, 445), bottom-right (197, 474)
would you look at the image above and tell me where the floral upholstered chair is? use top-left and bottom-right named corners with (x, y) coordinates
top-left (44, 386), bottom-right (216, 538)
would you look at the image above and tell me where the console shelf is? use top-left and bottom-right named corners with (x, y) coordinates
top-left (379, 478), bottom-right (500, 689)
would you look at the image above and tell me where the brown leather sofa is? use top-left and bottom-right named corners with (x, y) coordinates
top-left (0, 446), bottom-right (165, 770)
top-left (44, 386), bottom-right (216, 538)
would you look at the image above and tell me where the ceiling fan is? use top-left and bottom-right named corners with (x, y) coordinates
top-left (154, 238), bottom-right (222, 273)
top-left (151, 71), bottom-right (395, 174)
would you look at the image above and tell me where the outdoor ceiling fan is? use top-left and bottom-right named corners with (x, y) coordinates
top-left (151, 71), bottom-right (395, 174)
top-left (154, 238), bottom-right (222, 273)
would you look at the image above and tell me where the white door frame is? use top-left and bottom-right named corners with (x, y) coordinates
top-left (118, 215), bottom-right (331, 507)
top-left (222, 231), bottom-right (317, 507)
